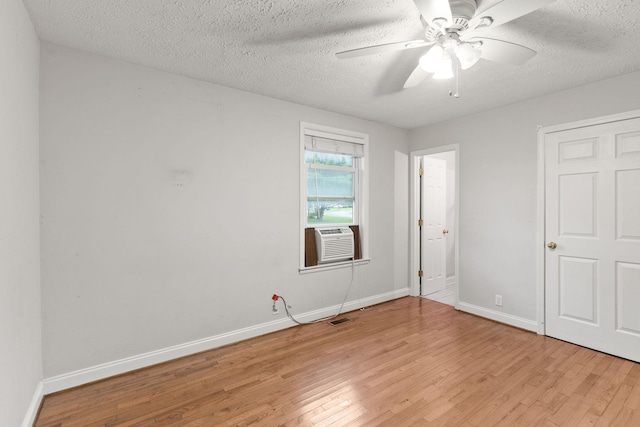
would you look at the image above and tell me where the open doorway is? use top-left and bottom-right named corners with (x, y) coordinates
top-left (410, 145), bottom-right (459, 307)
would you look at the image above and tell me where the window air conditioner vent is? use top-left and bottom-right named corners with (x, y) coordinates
top-left (315, 227), bottom-right (354, 263)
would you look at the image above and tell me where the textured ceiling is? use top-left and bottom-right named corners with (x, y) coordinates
top-left (23, 0), bottom-right (640, 129)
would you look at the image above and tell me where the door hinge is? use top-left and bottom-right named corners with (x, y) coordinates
top-left (419, 168), bottom-right (424, 177)
top-left (418, 270), bottom-right (424, 277)
top-left (418, 219), bottom-right (424, 227)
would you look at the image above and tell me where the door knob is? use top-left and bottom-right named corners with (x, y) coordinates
top-left (443, 229), bottom-right (449, 234)
top-left (547, 242), bottom-right (557, 249)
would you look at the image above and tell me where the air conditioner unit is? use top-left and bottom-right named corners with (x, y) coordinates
top-left (315, 227), bottom-right (354, 263)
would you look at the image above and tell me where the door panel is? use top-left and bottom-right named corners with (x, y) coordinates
top-left (558, 256), bottom-right (598, 324)
top-left (616, 131), bottom-right (640, 157)
top-left (616, 169), bottom-right (640, 240)
top-left (558, 173), bottom-right (598, 237)
top-left (617, 262), bottom-right (640, 336)
top-left (545, 116), bottom-right (640, 363)
top-left (558, 138), bottom-right (599, 162)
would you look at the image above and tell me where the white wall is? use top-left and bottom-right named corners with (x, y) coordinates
top-left (40, 44), bottom-right (410, 379)
top-left (0, 0), bottom-right (42, 425)
top-left (410, 71), bottom-right (640, 324)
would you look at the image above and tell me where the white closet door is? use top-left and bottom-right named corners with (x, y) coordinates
top-left (545, 117), bottom-right (640, 362)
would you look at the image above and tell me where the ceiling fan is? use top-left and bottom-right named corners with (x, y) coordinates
top-left (336, 0), bottom-right (554, 96)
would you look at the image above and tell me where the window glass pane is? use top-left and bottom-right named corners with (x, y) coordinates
top-left (307, 168), bottom-right (353, 198)
top-left (307, 199), bottom-right (354, 224)
top-left (305, 151), bottom-right (353, 167)
top-left (307, 167), bottom-right (354, 225)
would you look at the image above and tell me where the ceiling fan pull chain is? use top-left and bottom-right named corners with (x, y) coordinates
top-left (449, 57), bottom-right (460, 98)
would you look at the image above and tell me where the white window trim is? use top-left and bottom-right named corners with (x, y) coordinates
top-left (299, 122), bottom-right (369, 272)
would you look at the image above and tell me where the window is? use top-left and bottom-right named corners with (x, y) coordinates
top-left (306, 147), bottom-right (358, 226)
top-left (300, 122), bottom-right (368, 270)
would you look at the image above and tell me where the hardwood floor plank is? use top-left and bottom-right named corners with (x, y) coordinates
top-left (35, 297), bottom-right (640, 426)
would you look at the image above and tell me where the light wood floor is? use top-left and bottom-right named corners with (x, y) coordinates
top-left (36, 297), bottom-right (640, 426)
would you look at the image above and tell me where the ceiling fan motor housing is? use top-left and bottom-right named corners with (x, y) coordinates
top-left (450, 0), bottom-right (477, 20)
top-left (425, 0), bottom-right (477, 40)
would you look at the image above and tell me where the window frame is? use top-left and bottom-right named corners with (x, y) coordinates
top-left (299, 122), bottom-right (369, 271)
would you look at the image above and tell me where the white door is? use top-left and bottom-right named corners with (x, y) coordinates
top-left (421, 156), bottom-right (447, 295)
top-left (545, 116), bottom-right (640, 363)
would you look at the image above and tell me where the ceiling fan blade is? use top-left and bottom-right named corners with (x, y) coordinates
top-left (419, 14), bottom-right (429, 29)
top-left (336, 40), bottom-right (432, 59)
top-left (413, 0), bottom-right (452, 28)
top-left (403, 64), bottom-right (429, 88)
top-left (468, 0), bottom-right (554, 30)
top-left (471, 37), bottom-right (536, 65)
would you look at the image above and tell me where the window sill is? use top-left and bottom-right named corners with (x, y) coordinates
top-left (299, 258), bottom-right (370, 274)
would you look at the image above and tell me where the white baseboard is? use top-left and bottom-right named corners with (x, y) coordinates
top-left (456, 301), bottom-right (538, 332)
top-left (446, 276), bottom-right (456, 287)
top-left (43, 288), bottom-right (409, 394)
top-left (21, 381), bottom-right (43, 427)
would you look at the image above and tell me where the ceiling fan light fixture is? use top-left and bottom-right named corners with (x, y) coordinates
top-left (455, 42), bottom-right (482, 70)
top-left (432, 53), bottom-right (454, 79)
top-left (419, 44), bottom-right (444, 72)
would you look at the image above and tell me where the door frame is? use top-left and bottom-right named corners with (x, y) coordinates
top-left (410, 144), bottom-right (460, 304)
top-left (536, 108), bottom-right (640, 336)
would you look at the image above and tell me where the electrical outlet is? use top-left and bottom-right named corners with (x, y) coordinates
top-left (495, 295), bottom-right (503, 307)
